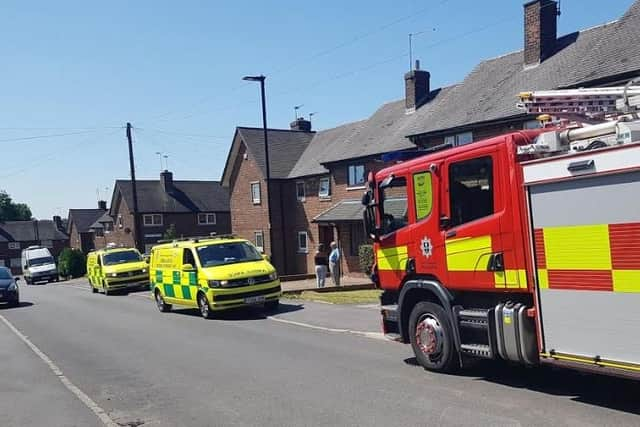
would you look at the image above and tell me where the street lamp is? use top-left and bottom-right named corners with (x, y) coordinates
top-left (243, 74), bottom-right (274, 262)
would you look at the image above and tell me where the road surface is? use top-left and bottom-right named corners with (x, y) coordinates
top-left (1, 280), bottom-right (639, 427)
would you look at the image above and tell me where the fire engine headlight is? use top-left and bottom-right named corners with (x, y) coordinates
top-left (268, 272), bottom-right (278, 281)
top-left (208, 280), bottom-right (228, 288)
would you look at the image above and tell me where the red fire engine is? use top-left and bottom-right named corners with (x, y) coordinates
top-left (362, 84), bottom-right (640, 376)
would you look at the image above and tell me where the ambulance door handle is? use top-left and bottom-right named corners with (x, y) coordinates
top-left (445, 230), bottom-right (457, 239)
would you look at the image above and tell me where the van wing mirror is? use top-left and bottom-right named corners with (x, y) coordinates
top-left (181, 263), bottom-right (195, 272)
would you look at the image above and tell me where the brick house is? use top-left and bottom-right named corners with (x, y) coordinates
top-left (67, 202), bottom-right (108, 254)
top-left (106, 170), bottom-right (231, 253)
top-left (0, 218), bottom-right (69, 274)
top-left (223, 0), bottom-right (640, 278)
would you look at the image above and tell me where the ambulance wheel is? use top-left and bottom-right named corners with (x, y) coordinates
top-left (197, 293), bottom-right (213, 319)
top-left (102, 280), bottom-right (109, 296)
top-left (154, 289), bottom-right (171, 312)
top-left (91, 283), bottom-right (98, 294)
top-left (409, 301), bottom-right (459, 373)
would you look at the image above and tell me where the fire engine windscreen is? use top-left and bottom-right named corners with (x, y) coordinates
top-left (380, 177), bottom-right (408, 235)
top-left (448, 157), bottom-right (494, 227)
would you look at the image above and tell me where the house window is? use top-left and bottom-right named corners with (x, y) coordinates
top-left (296, 181), bottom-right (306, 201)
top-left (254, 231), bottom-right (264, 252)
top-left (445, 131), bottom-right (473, 147)
top-left (318, 177), bottom-right (330, 198)
top-left (8, 242), bottom-right (20, 250)
top-left (348, 164), bottom-right (366, 187)
top-left (449, 156), bottom-right (494, 227)
top-left (297, 231), bottom-right (309, 253)
top-left (198, 213), bottom-right (217, 225)
top-left (251, 182), bottom-right (261, 204)
top-left (143, 214), bottom-right (163, 227)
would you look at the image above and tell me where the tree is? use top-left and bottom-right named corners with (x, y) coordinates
top-left (163, 223), bottom-right (177, 240)
top-left (58, 248), bottom-right (86, 278)
top-left (0, 190), bottom-right (33, 221)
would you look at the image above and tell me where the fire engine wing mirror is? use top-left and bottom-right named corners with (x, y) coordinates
top-left (361, 191), bottom-right (371, 206)
top-left (379, 174), bottom-right (394, 189)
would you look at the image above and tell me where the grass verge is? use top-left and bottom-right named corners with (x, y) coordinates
top-left (285, 289), bottom-right (382, 305)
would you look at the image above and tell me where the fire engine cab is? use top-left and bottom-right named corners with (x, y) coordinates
top-left (362, 84), bottom-right (640, 376)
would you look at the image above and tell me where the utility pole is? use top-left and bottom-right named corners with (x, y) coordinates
top-left (126, 123), bottom-right (142, 253)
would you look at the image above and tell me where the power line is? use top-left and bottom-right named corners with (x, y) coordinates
top-left (0, 130), bottom-right (101, 144)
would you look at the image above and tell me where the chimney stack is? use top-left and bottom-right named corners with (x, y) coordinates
top-left (524, 0), bottom-right (558, 66)
top-left (405, 60), bottom-right (430, 113)
top-left (160, 170), bottom-right (174, 193)
top-left (53, 216), bottom-right (64, 231)
top-left (290, 117), bottom-right (312, 132)
top-left (98, 200), bottom-right (107, 210)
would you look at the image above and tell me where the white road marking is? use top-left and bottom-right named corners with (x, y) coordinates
top-left (0, 314), bottom-right (119, 427)
top-left (266, 316), bottom-right (387, 341)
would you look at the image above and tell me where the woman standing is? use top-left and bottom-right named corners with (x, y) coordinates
top-left (314, 244), bottom-right (328, 288)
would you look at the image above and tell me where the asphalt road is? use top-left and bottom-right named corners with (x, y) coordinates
top-left (1, 280), bottom-right (639, 427)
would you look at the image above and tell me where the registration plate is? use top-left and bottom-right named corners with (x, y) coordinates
top-left (244, 295), bottom-right (265, 304)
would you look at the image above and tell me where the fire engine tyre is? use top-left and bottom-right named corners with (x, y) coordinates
top-left (198, 293), bottom-right (213, 319)
top-left (409, 302), bottom-right (459, 373)
top-left (154, 289), bottom-right (171, 312)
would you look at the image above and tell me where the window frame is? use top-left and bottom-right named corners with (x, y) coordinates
top-left (347, 164), bottom-right (366, 188)
top-left (447, 156), bottom-right (495, 228)
top-left (379, 176), bottom-right (409, 236)
top-left (254, 230), bottom-right (264, 253)
top-left (445, 131), bottom-right (474, 147)
top-left (318, 177), bottom-right (331, 198)
top-left (296, 181), bottom-right (306, 202)
top-left (143, 214), bottom-right (163, 227)
top-left (8, 242), bottom-right (20, 250)
top-left (197, 212), bottom-right (217, 225)
top-left (250, 181), bottom-right (261, 204)
top-left (297, 231), bottom-right (309, 253)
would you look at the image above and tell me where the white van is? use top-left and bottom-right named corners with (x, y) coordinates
top-left (21, 246), bottom-right (58, 284)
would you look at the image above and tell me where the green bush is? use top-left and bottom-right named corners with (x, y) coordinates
top-left (358, 244), bottom-right (374, 274)
top-left (58, 248), bottom-right (86, 278)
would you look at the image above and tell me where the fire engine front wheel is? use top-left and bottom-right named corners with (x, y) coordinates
top-left (409, 302), bottom-right (459, 373)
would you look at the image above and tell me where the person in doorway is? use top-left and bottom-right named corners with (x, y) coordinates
top-left (328, 241), bottom-right (341, 287)
top-left (314, 244), bottom-right (328, 288)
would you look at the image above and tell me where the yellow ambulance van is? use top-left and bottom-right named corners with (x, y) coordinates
top-left (86, 247), bottom-right (149, 295)
top-left (150, 236), bottom-right (281, 318)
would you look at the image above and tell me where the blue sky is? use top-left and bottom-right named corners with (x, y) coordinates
top-left (1, 0), bottom-right (634, 219)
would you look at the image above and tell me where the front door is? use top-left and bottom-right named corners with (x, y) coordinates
top-left (319, 225), bottom-right (334, 253)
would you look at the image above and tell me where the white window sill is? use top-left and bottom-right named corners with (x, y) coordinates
top-left (346, 185), bottom-right (366, 191)
top-left (319, 196), bottom-right (332, 202)
top-left (297, 198), bottom-right (306, 203)
top-left (297, 250), bottom-right (309, 254)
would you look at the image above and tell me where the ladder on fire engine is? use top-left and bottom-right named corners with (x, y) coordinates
top-left (518, 83), bottom-right (640, 119)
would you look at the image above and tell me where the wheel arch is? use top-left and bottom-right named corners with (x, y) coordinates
top-left (398, 279), bottom-right (456, 345)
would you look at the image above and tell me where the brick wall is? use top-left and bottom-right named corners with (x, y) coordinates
top-left (524, 0), bottom-right (557, 66)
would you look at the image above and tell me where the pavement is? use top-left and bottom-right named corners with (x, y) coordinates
top-left (0, 278), bottom-right (639, 427)
top-left (280, 275), bottom-right (372, 292)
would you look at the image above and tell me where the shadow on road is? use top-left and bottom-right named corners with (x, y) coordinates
top-left (0, 301), bottom-right (34, 310)
top-left (403, 357), bottom-right (640, 415)
top-left (171, 302), bottom-right (304, 321)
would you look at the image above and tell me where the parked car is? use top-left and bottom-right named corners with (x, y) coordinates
top-left (0, 267), bottom-right (20, 307)
top-left (21, 246), bottom-right (58, 284)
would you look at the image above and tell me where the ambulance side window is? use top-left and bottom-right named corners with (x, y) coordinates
top-left (380, 177), bottom-right (409, 235)
top-left (448, 156), bottom-right (494, 227)
top-left (182, 249), bottom-right (196, 267)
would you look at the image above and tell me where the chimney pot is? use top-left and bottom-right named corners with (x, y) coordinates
top-left (524, 0), bottom-right (558, 66)
top-left (415, 59), bottom-right (420, 71)
top-left (98, 200), bottom-right (107, 210)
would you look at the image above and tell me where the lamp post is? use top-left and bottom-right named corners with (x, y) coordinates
top-left (243, 75), bottom-right (274, 262)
